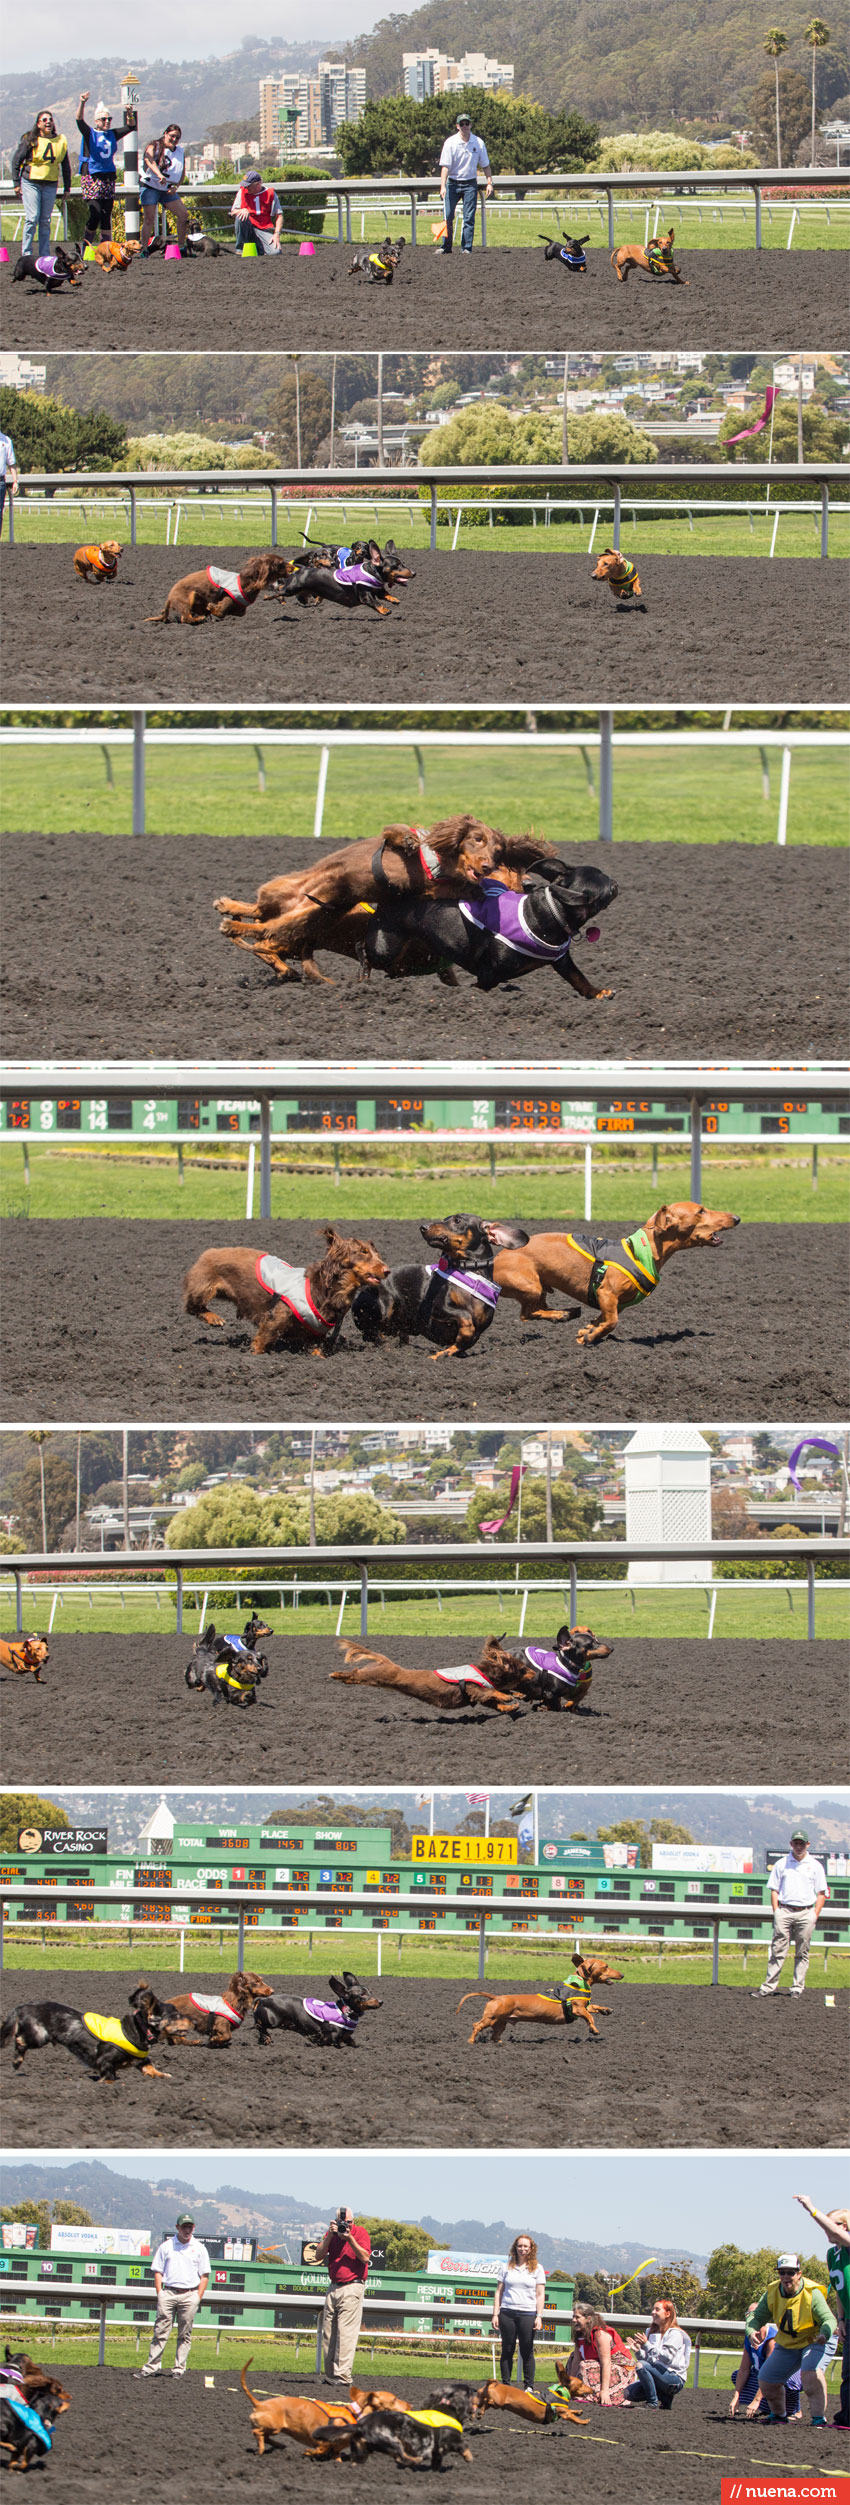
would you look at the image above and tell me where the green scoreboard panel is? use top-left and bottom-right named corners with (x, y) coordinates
top-left (3, 1091), bottom-right (848, 1140)
top-left (0, 2245), bottom-right (575, 2333)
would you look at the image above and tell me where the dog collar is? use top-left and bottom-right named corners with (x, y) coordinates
top-left (416, 832), bottom-right (441, 879)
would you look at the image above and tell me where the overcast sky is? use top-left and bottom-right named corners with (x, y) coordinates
top-left (10, 2150), bottom-right (847, 2253)
top-left (7, 9), bottom-right (367, 76)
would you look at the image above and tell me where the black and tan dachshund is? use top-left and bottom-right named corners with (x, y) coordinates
top-left (348, 858), bottom-right (617, 994)
top-left (278, 543), bottom-right (415, 618)
top-left (253, 1971), bottom-right (382, 2049)
top-left (0, 2384), bottom-right (68, 2470)
top-left (329, 2405), bottom-right (473, 2467)
top-left (349, 234), bottom-right (405, 281)
top-left (0, 1991), bottom-right (165, 2081)
top-left (184, 1620), bottom-right (269, 1706)
top-left (12, 243), bottom-right (83, 290)
top-left (352, 1215), bottom-right (519, 1360)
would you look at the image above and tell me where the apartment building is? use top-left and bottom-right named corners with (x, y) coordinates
top-left (402, 47), bottom-right (515, 100)
top-left (259, 63), bottom-right (366, 155)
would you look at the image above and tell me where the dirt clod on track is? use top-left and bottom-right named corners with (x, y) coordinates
top-left (2, 1970), bottom-right (845, 2151)
top-left (1, 244), bottom-right (845, 352)
top-left (13, 2368), bottom-right (849, 2505)
top-left (3, 836), bottom-right (846, 1064)
top-left (2, 549), bottom-right (845, 705)
top-left (0, 1218), bottom-right (842, 1423)
top-left (1, 1636), bottom-right (845, 1789)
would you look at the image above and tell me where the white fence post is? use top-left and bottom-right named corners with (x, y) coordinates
top-left (313, 745), bottom-right (330, 841)
top-left (776, 746), bottom-right (792, 845)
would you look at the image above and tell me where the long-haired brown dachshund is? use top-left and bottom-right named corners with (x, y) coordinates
top-left (214, 819), bottom-right (557, 983)
top-left (73, 541), bottom-right (122, 582)
top-left (492, 1201), bottom-right (740, 1344)
top-left (127, 1970), bottom-right (272, 2047)
top-left (470, 2380), bottom-right (587, 2425)
top-left (146, 550), bottom-right (296, 624)
top-left (458, 1988), bottom-right (611, 2044)
top-left (182, 1228), bottom-right (388, 1355)
top-left (331, 1632), bottom-right (540, 1715)
top-left (1, 2351), bottom-right (72, 2415)
top-left (610, 227), bottom-right (687, 282)
top-left (0, 1634), bottom-right (49, 1682)
top-left (592, 548), bottom-right (644, 607)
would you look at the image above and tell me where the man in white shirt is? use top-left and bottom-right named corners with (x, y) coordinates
top-left (133, 2213), bottom-right (210, 2378)
top-left (754, 1829), bottom-right (829, 1998)
top-left (437, 114), bottom-right (493, 254)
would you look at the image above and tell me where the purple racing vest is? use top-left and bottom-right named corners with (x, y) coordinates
top-left (333, 562), bottom-right (382, 589)
top-left (35, 254), bottom-right (59, 278)
top-left (525, 1644), bottom-right (585, 1690)
top-left (429, 1262), bottom-right (500, 1306)
top-left (458, 880), bottom-right (572, 962)
top-left (255, 1253), bottom-right (328, 1333)
top-left (206, 564), bottom-right (245, 607)
top-left (303, 1997), bottom-right (356, 2030)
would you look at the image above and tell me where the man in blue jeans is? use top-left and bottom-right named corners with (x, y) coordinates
top-left (0, 432), bottom-right (17, 539)
top-left (437, 114), bottom-right (493, 254)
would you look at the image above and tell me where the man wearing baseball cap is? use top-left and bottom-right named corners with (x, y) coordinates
top-left (134, 2213), bottom-right (210, 2379)
top-left (229, 168), bottom-right (284, 253)
top-left (437, 113), bottom-right (493, 254)
top-left (747, 2253), bottom-right (837, 2424)
top-left (753, 1828), bottom-right (828, 1998)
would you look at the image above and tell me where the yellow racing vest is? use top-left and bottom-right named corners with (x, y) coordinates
top-left (764, 2278), bottom-right (826, 2349)
top-left (83, 2012), bottom-right (147, 2059)
top-left (406, 2410), bottom-right (464, 2434)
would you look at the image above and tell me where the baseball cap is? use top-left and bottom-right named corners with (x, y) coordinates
top-left (790, 1828), bottom-right (809, 1844)
top-left (243, 170), bottom-right (262, 183)
top-left (176, 2212), bottom-right (195, 2226)
top-left (777, 2254), bottom-right (800, 2272)
top-left (457, 112), bottom-right (471, 124)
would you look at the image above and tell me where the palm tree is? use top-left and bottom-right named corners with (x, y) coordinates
top-left (763, 28), bottom-right (789, 165)
top-left (804, 19), bottom-right (831, 164)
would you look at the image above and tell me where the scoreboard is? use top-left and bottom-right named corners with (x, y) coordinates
top-left (4, 1823), bottom-right (848, 1945)
top-left (3, 1090), bottom-right (848, 1141)
top-left (0, 2246), bottom-right (576, 2336)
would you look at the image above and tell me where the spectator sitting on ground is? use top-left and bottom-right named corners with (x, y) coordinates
top-left (748, 2252), bottom-right (837, 2425)
top-left (728, 2315), bottom-right (802, 2420)
top-left (229, 170), bottom-right (284, 253)
top-left (624, 2299), bottom-right (691, 2409)
top-left (141, 125), bottom-right (188, 253)
top-left (556, 2301), bottom-right (633, 2406)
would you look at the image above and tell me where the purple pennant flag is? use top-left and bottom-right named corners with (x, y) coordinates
top-left (787, 1435), bottom-right (840, 1491)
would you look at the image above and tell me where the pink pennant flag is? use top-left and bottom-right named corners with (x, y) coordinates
top-left (479, 1463), bottom-right (526, 1539)
top-left (726, 384), bottom-right (778, 445)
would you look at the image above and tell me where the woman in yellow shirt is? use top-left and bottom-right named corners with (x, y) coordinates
top-left (12, 111), bottom-right (72, 261)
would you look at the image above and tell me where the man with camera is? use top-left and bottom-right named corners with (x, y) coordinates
top-left (317, 2206), bottom-right (372, 2390)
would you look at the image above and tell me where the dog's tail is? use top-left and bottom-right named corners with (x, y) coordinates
top-left (610, 246), bottom-right (629, 275)
top-left (455, 1993), bottom-right (490, 2013)
top-left (240, 2359), bottom-right (261, 2406)
top-left (144, 605), bottom-right (172, 624)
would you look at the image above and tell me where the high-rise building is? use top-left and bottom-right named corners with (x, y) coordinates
top-left (317, 60), bottom-right (367, 140)
top-left (402, 47), bottom-right (514, 99)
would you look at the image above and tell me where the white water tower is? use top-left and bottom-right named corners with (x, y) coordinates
top-left (624, 1423), bottom-right (712, 1584)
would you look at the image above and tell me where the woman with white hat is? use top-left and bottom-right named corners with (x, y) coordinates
top-left (76, 91), bottom-right (130, 251)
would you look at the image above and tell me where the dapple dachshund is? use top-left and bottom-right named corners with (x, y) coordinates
top-left (253, 1970), bottom-right (382, 2049)
top-left (146, 549), bottom-right (296, 624)
top-left (346, 856), bottom-right (618, 995)
top-left (470, 2379), bottom-right (587, 2426)
top-left (12, 244), bottom-right (83, 290)
top-left (182, 1227), bottom-right (388, 1355)
top-left (73, 540), bottom-right (122, 582)
top-left (0, 1633), bottom-right (49, 1683)
top-left (129, 1969), bottom-right (272, 2048)
top-left (592, 548), bottom-right (645, 610)
top-left (351, 1214), bottom-right (510, 1360)
top-left (492, 1201), bottom-right (740, 1344)
top-left (215, 816), bottom-right (548, 984)
top-left (457, 1985), bottom-right (611, 2044)
top-left (0, 1991), bottom-right (167, 2081)
top-left (611, 226), bottom-right (687, 282)
top-left (332, 1631), bottom-right (543, 1716)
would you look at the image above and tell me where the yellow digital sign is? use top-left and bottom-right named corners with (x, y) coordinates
top-left (411, 1835), bottom-right (517, 1866)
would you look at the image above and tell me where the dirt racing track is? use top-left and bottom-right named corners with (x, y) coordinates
top-left (15, 2368), bottom-right (850, 2505)
top-left (1, 1970), bottom-right (846, 2150)
top-left (1, 549), bottom-right (846, 705)
top-left (3, 835), bottom-right (847, 1065)
top-left (2, 243), bottom-right (845, 352)
top-left (2, 1636), bottom-right (846, 1788)
top-left (0, 1218), bottom-right (843, 1423)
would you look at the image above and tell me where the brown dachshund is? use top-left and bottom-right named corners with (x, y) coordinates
top-left (458, 1989), bottom-right (611, 2044)
top-left (492, 1202), bottom-right (740, 1344)
top-left (610, 227), bottom-right (687, 282)
top-left (146, 550), bottom-right (296, 624)
top-left (182, 1228), bottom-right (388, 1355)
top-left (2, 2350), bottom-right (71, 2415)
top-left (239, 2364), bottom-right (399, 2456)
top-left (90, 238), bottom-right (139, 271)
top-left (592, 548), bottom-right (644, 606)
top-left (128, 1970), bottom-right (272, 2048)
top-left (331, 1633), bottom-right (540, 1716)
top-left (572, 1950), bottom-right (624, 1987)
top-left (470, 2381), bottom-right (587, 2426)
top-left (214, 819), bottom-right (555, 983)
top-left (73, 540), bottom-right (122, 583)
top-left (0, 1634), bottom-right (49, 1682)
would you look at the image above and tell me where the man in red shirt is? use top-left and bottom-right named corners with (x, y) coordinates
top-left (229, 170), bottom-right (283, 253)
top-left (317, 2207), bottom-right (372, 2390)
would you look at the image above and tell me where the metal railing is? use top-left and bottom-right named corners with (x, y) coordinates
top-left (7, 461), bottom-right (844, 555)
top-left (2, 1533), bottom-right (845, 1640)
top-left (2, 1877), bottom-right (847, 1983)
top-left (3, 1058), bottom-right (846, 1219)
top-left (2, 163), bottom-right (847, 248)
top-left (1, 719), bottom-right (847, 849)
